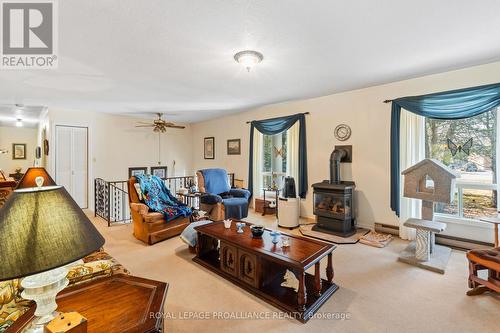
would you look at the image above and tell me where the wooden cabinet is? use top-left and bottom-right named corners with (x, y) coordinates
top-left (220, 242), bottom-right (238, 277)
top-left (194, 221), bottom-right (339, 323)
top-left (238, 250), bottom-right (259, 288)
top-left (221, 243), bottom-right (259, 287)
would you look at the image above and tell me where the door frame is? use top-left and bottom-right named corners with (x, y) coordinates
top-left (53, 124), bottom-right (89, 209)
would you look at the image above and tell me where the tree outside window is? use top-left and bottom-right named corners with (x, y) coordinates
top-left (262, 131), bottom-right (287, 189)
top-left (425, 108), bottom-right (497, 219)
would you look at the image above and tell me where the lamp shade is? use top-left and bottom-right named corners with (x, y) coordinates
top-left (16, 167), bottom-right (56, 189)
top-left (0, 186), bottom-right (105, 281)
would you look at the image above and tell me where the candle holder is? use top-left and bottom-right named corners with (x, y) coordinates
top-left (236, 222), bottom-right (245, 233)
top-left (269, 231), bottom-right (281, 244)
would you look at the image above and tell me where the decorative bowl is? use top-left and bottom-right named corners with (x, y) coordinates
top-left (250, 225), bottom-right (265, 238)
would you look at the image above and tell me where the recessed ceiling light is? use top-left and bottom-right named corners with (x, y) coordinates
top-left (234, 50), bottom-right (264, 72)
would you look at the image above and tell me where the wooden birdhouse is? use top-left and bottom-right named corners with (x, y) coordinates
top-left (401, 158), bottom-right (457, 220)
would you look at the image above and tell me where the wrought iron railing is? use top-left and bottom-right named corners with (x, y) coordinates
top-left (95, 173), bottom-right (235, 226)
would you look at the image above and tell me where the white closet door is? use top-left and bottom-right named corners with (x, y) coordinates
top-left (55, 127), bottom-right (72, 192)
top-left (55, 126), bottom-right (88, 208)
top-left (71, 127), bottom-right (88, 208)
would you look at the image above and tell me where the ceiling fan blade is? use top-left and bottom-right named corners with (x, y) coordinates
top-left (166, 125), bottom-right (185, 129)
top-left (135, 125), bottom-right (155, 127)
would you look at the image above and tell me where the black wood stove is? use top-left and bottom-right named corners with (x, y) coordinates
top-left (312, 147), bottom-right (356, 237)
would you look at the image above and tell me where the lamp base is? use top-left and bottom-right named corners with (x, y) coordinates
top-left (20, 261), bottom-right (80, 333)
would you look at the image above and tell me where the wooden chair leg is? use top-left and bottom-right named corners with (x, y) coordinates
top-left (468, 261), bottom-right (478, 289)
top-left (467, 286), bottom-right (489, 296)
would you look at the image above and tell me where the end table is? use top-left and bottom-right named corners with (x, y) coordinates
top-left (7, 274), bottom-right (167, 333)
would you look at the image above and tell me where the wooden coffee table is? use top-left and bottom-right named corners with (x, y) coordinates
top-left (194, 221), bottom-right (338, 322)
top-left (7, 274), bottom-right (167, 333)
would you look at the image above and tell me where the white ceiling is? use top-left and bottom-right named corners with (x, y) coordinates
top-left (1, 0), bottom-right (500, 123)
top-left (0, 105), bottom-right (44, 128)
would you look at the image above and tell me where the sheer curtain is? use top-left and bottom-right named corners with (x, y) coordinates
top-left (286, 123), bottom-right (300, 193)
top-left (399, 110), bottom-right (425, 240)
top-left (252, 129), bottom-right (264, 201)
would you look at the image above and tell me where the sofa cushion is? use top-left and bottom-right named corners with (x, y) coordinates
top-left (0, 279), bottom-right (31, 332)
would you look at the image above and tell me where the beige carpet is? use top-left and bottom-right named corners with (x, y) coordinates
top-left (88, 210), bottom-right (500, 333)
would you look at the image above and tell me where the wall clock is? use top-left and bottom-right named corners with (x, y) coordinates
top-left (334, 124), bottom-right (351, 141)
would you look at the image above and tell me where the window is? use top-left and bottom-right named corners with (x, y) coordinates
top-left (417, 174), bottom-right (435, 194)
top-left (262, 131), bottom-right (287, 189)
top-left (425, 108), bottom-right (498, 219)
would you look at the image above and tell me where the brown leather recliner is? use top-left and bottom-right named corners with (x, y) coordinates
top-left (128, 177), bottom-right (190, 245)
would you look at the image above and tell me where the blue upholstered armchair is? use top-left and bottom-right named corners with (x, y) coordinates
top-left (196, 168), bottom-right (250, 221)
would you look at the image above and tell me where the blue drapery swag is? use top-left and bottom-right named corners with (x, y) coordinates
top-left (390, 82), bottom-right (500, 216)
top-left (248, 113), bottom-right (308, 198)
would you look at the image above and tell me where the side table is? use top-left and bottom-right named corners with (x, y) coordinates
top-left (177, 191), bottom-right (201, 209)
top-left (262, 188), bottom-right (279, 217)
top-left (7, 274), bottom-right (167, 333)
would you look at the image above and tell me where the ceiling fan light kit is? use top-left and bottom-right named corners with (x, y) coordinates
top-left (135, 113), bottom-right (185, 133)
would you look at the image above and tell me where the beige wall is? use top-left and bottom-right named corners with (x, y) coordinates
top-left (45, 109), bottom-right (193, 209)
top-left (191, 61), bottom-right (500, 232)
top-left (0, 126), bottom-right (38, 174)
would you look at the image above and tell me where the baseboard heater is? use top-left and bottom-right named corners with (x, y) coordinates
top-left (374, 223), bottom-right (494, 251)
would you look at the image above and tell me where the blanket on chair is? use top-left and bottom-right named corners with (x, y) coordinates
top-left (136, 174), bottom-right (192, 221)
top-left (180, 220), bottom-right (213, 247)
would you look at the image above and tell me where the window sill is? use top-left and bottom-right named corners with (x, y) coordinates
top-left (434, 214), bottom-right (494, 230)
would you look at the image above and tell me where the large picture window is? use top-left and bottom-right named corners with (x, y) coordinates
top-left (261, 131), bottom-right (287, 189)
top-left (425, 108), bottom-right (498, 219)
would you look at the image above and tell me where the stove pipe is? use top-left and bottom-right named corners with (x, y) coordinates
top-left (330, 148), bottom-right (347, 184)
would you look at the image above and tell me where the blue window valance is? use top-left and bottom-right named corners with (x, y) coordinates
top-left (248, 113), bottom-right (308, 198)
top-left (390, 82), bottom-right (500, 216)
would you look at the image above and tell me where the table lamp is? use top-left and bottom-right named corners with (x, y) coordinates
top-left (16, 167), bottom-right (56, 189)
top-left (0, 178), bottom-right (105, 333)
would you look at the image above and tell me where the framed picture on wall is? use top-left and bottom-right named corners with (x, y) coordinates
top-left (204, 137), bottom-right (215, 159)
top-left (128, 167), bottom-right (148, 178)
top-left (227, 139), bottom-right (241, 155)
top-left (12, 143), bottom-right (26, 160)
top-left (43, 139), bottom-right (49, 156)
top-left (151, 166), bottom-right (168, 179)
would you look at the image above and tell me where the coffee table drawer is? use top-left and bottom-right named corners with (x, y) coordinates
top-left (238, 250), bottom-right (259, 288)
top-left (220, 241), bottom-right (238, 276)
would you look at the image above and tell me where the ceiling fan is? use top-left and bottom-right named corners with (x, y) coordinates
top-left (135, 113), bottom-right (185, 132)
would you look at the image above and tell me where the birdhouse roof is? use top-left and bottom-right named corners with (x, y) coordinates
top-left (401, 158), bottom-right (457, 178)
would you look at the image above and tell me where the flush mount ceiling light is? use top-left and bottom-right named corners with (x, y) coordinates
top-left (234, 50), bottom-right (264, 72)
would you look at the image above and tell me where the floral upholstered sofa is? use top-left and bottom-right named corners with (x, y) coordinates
top-left (0, 249), bottom-right (128, 332)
